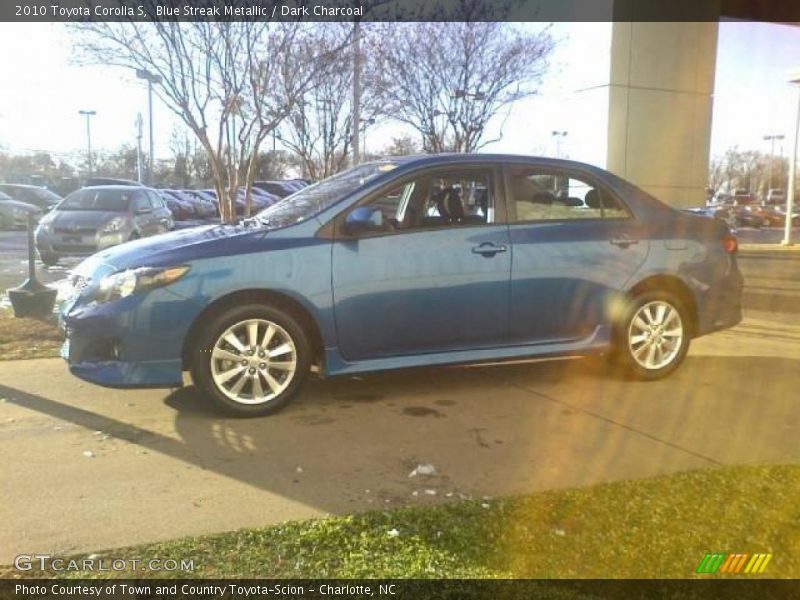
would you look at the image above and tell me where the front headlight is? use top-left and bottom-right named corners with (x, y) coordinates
top-left (93, 265), bottom-right (190, 304)
top-left (103, 216), bottom-right (126, 232)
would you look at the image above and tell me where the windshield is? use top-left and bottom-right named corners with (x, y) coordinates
top-left (253, 161), bottom-right (400, 228)
top-left (59, 188), bottom-right (136, 212)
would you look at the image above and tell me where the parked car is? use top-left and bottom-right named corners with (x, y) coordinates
top-left (177, 190), bottom-right (217, 218)
top-left (240, 187), bottom-right (278, 211)
top-left (158, 191), bottom-right (195, 221)
top-left (35, 185), bottom-right (173, 265)
top-left (748, 205), bottom-right (784, 227)
top-left (765, 189), bottom-right (785, 206)
top-left (0, 191), bottom-right (41, 229)
top-left (685, 205), bottom-right (737, 230)
top-left (0, 183), bottom-right (62, 212)
top-left (253, 180), bottom-right (298, 199)
top-left (733, 206), bottom-right (767, 228)
top-left (60, 155), bottom-right (743, 417)
top-left (731, 189), bottom-right (756, 206)
top-left (84, 177), bottom-right (141, 187)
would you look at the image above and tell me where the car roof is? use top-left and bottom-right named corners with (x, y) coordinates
top-left (0, 183), bottom-right (47, 189)
top-left (80, 185), bottom-right (150, 191)
top-left (374, 153), bottom-right (621, 176)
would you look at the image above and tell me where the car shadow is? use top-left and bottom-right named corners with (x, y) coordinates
top-left (3, 353), bottom-right (799, 517)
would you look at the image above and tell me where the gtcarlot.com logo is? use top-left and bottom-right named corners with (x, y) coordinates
top-left (14, 554), bottom-right (195, 573)
top-left (696, 552), bottom-right (772, 575)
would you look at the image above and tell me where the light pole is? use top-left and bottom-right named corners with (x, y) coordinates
top-left (135, 113), bottom-right (143, 183)
top-left (78, 110), bottom-right (96, 177)
top-left (552, 130), bottom-right (568, 158)
top-left (351, 21), bottom-right (362, 167)
top-left (763, 134), bottom-right (785, 192)
top-left (783, 71), bottom-right (800, 246)
top-left (136, 68), bottom-right (162, 185)
top-left (360, 117), bottom-right (376, 162)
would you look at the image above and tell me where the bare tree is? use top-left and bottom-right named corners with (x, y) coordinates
top-left (73, 13), bottom-right (346, 222)
top-left (276, 25), bottom-right (382, 180)
top-left (372, 22), bottom-right (553, 153)
top-left (711, 147), bottom-right (789, 195)
top-left (381, 134), bottom-right (421, 157)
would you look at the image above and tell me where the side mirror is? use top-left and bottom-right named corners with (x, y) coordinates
top-left (342, 206), bottom-right (384, 236)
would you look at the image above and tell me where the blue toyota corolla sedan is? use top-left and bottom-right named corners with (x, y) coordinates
top-left (60, 155), bottom-right (743, 416)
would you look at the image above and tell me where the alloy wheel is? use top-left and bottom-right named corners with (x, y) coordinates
top-left (210, 318), bottom-right (297, 405)
top-left (627, 300), bottom-right (684, 370)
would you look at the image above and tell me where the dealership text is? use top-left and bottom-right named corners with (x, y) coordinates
top-left (16, 583), bottom-right (396, 597)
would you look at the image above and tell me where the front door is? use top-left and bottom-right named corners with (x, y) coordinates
top-left (332, 167), bottom-right (511, 361)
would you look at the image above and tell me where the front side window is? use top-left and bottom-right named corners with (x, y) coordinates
top-left (349, 170), bottom-right (494, 236)
top-left (133, 195), bottom-right (151, 212)
top-left (507, 168), bottom-right (629, 222)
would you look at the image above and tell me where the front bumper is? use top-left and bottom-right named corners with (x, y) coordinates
top-left (60, 289), bottom-right (191, 389)
top-left (36, 229), bottom-right (127, 258)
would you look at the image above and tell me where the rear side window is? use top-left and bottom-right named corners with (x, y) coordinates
top-left (506, 168), bottom-right (630, 222)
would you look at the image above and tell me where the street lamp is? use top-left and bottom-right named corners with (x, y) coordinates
top-left (551, 130), bottom-right (568, 158)
top-left (78, 110), bottom-right (96, 177)
top-left (763, 134), bottom-right (785, 192)
top-left (136, 68), bottom-right (162, 185)
top-left (360, 117), bottom-right (376, 162)
top-left (135, 113), bottom-right (143, 183)
top-left (783, 70), bottom-right (800, 246)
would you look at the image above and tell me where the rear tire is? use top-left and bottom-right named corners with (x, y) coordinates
top-left (610, 291), bottom-right (690, 380)
top-left (190, 303), bottom-right (311, 417)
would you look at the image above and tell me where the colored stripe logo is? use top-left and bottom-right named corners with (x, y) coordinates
top-left (696, 553), bottom-right (772, 574)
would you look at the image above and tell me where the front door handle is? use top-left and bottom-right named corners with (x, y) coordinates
top-left (610, 236), bottom-right (639, 248)
top-left (472, 242), bottom-right (507, 257)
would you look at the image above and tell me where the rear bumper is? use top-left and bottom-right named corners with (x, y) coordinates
top-left (694, 264), bottom-right (744, 336)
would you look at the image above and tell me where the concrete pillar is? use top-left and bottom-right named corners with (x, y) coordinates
top-left (606, 22), bottom-right (719, 208)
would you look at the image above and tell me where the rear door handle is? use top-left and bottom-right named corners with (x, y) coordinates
top-left (472, 242), bottom-right (507, 256)
top-left (610, 236), bottom-right (639, 248)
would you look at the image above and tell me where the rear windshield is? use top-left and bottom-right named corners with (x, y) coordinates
top-left (59, 189), bottom-right (136, 212)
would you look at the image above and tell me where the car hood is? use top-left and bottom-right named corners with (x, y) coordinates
top-left (0, 199), bottom-right (40, 213)
top-left (51, 210), bottom-right (124, 228)
top-left (74, 223), bottom-right (260, 276)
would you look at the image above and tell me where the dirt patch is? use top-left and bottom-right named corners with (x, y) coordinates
top-left (0, 309), bottom-right (62, 360)
top-left (402, 406), bottom-right (445, 418)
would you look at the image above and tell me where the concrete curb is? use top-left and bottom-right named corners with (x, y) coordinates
top-left (739, 243), bottom-right (800, 253)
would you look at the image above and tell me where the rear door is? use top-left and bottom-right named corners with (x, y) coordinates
top-left (504, 164), bottom-right (649, 343)
top-left (331, 165), bottom-right (511, 360)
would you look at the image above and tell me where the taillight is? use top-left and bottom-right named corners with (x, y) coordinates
top-left (722, 233), bottom-right (738, 254)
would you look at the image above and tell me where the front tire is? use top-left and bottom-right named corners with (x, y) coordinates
top-left (612, 292), bottom-right (690, 380)
top-left (39, 251), bottom-right (59, 267)
top-left (190, 304), bottom-right (311, 417)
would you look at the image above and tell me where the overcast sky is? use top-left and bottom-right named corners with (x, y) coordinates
top-left (0, 21), bottom-right (798, 166)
